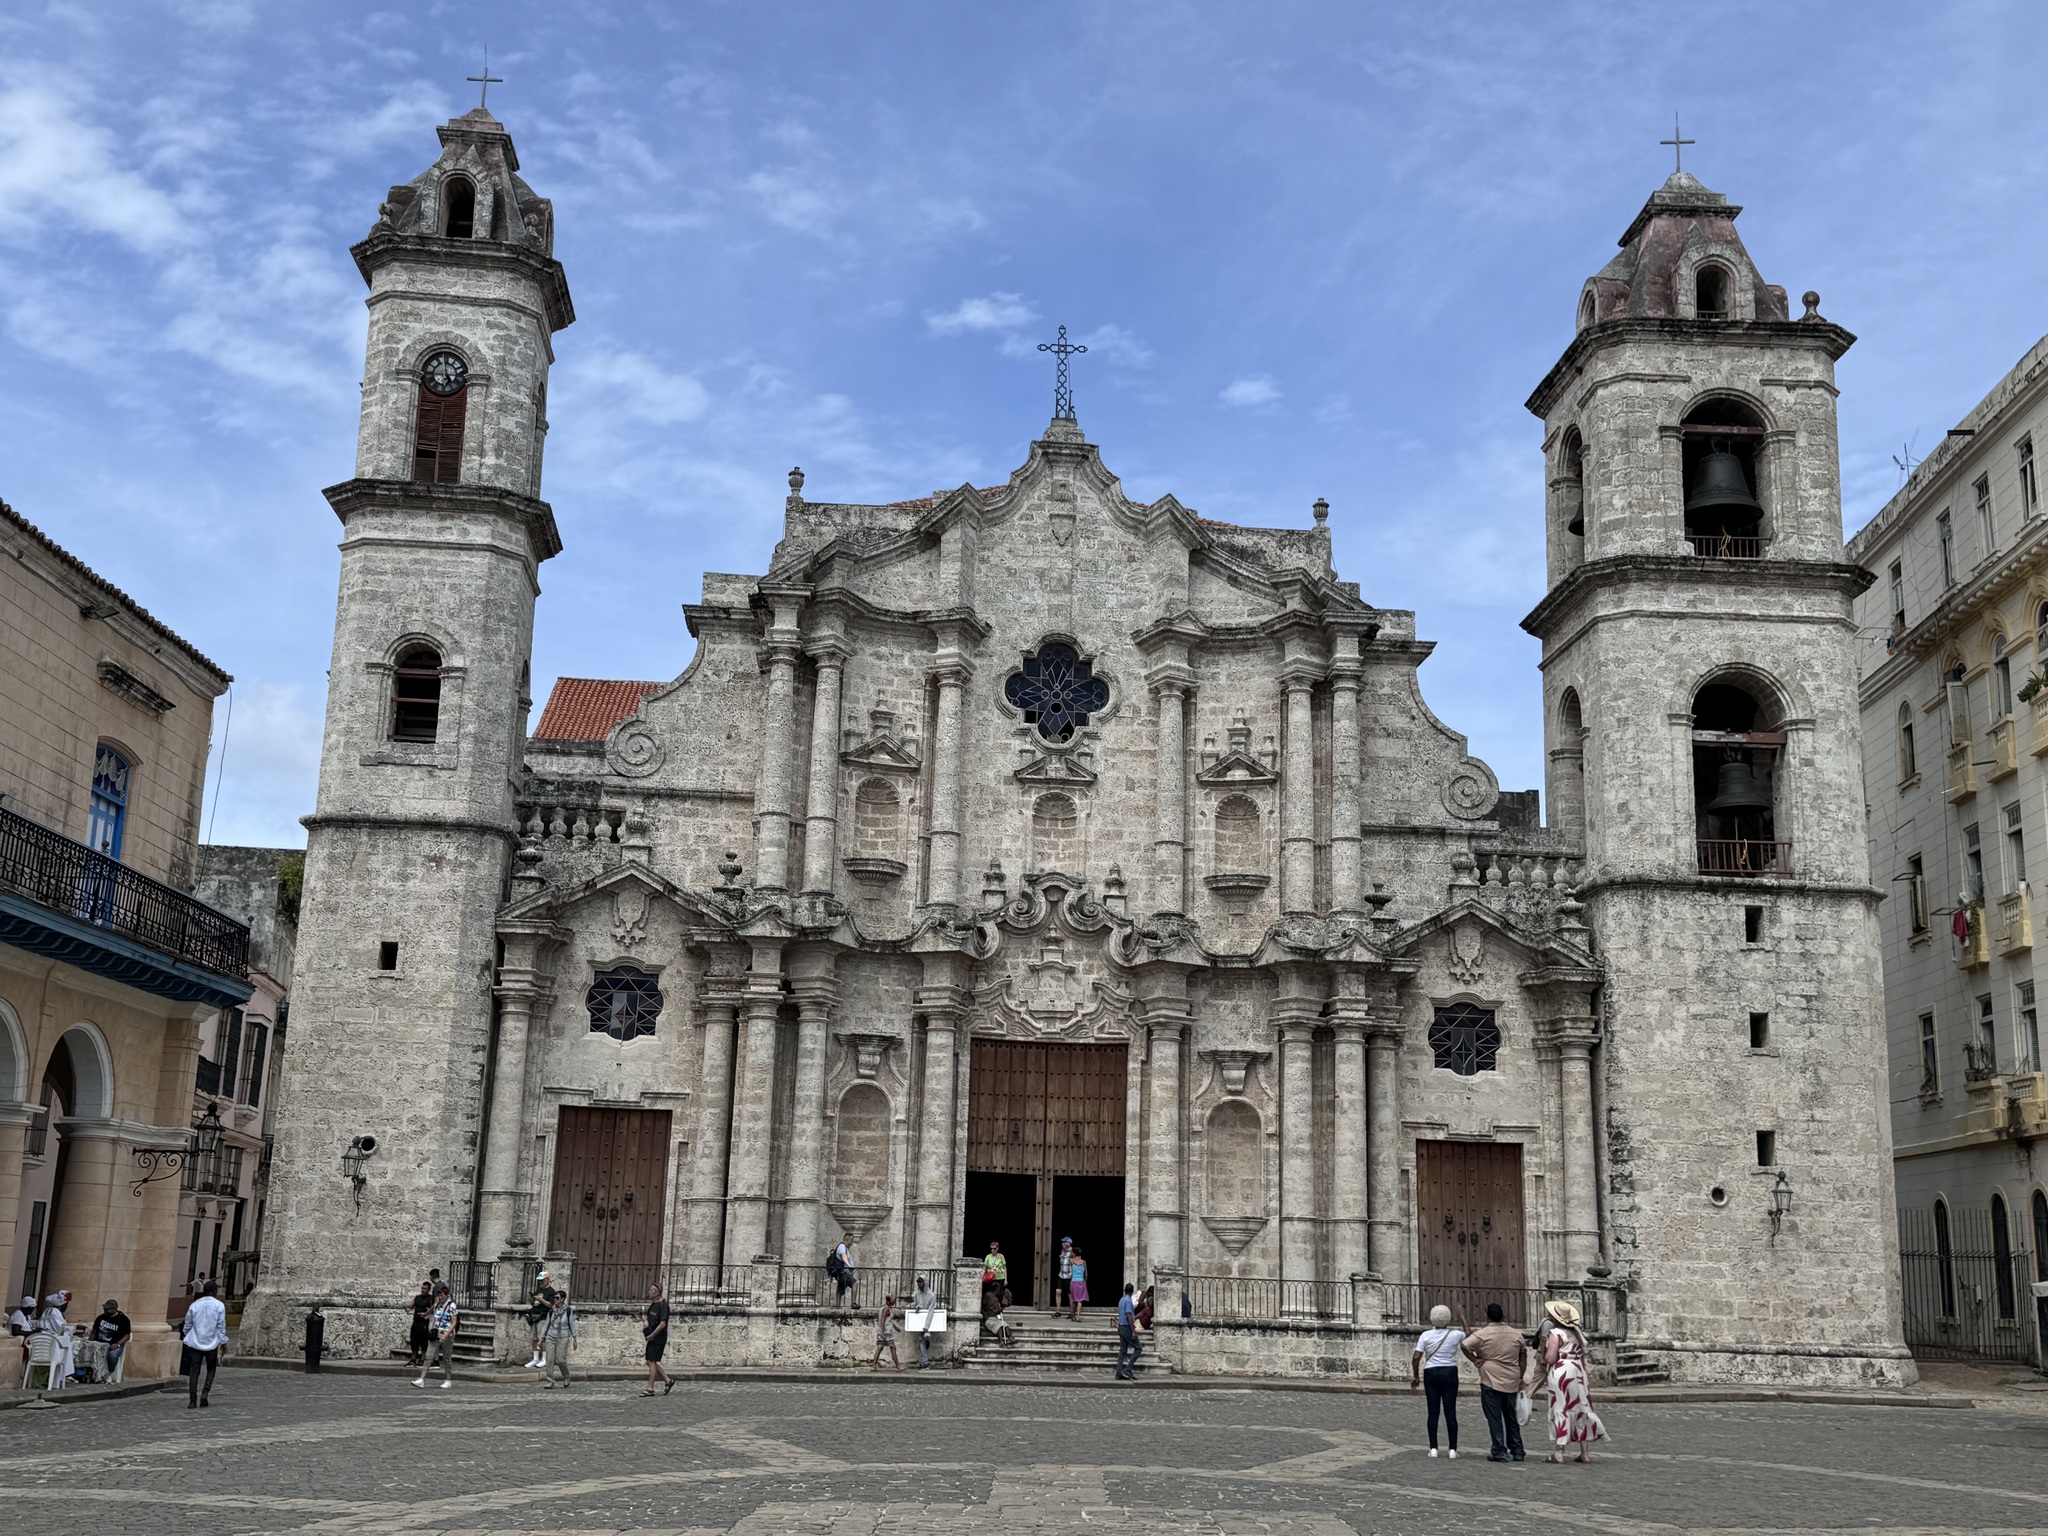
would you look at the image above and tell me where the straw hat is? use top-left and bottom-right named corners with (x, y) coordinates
top-left (1543, 1298), bottom-right (1581, 1327)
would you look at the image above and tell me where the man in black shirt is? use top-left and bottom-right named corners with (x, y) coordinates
top-left (90, 1299), bottom-right (131, 1381)
top-left (641, 1283), bottom-right (672, 1396)
top-left (407, 1282), bottom-right (433, 1366)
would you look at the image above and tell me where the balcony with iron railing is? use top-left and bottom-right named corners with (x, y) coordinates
top-left (0, 803), bottom-right (250, 1006)
top-left (1685, 531), bottom-right (1765, 559)
top-left (1696, 838), bottom-right (1792, 877)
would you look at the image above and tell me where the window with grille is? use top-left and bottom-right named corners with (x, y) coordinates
top-left (2018, 981), bottom-right (2039, 1074)
top-left (587, 966), bottom-right (663, 1042)
top-left (2007, 802), bottom-right (2028, 888)
top-left (2020, 437), bottom-right (2039, 514)
top-left (1897, 703), bottom-right (1915, 782)
top-left (1004, 641), bottom-right (1109, 742)
top-left (1428, 1002), bottom-right (1501, 1076)
top-left (1907, 853), bottom-right (1929, 934)
top-left (1919, 1012), bottom-right (1939, 1096)
top-left (390, 646), bottom-right (443, 741)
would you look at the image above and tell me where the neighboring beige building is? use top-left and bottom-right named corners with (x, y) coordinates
top-left (248, 111), bottom-right (1908, 1388)
top-left (0, 497), bottom-right (251, 1380)
top-left (1849, 336), bottom-right (2048, 1366)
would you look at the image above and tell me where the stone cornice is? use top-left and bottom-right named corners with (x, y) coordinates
top-left (349, 230), bottom-right (575, 333)
top-left (1526, 316), bottom-right (1854, 419)
top-left (323, 478), bottom-right (563, 564)
top-left (1521, 554), bottom-right (1874, 640)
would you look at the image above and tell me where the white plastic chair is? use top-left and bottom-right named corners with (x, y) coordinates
top-left (20, 1331), bottom-right (55, 1391)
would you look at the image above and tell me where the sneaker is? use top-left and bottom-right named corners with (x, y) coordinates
top-left (1447, 1450), bottom-right (1458, 1459)
top-left (440, 1380), bottom-right (452, 1389)
top-left (412, 1378), bottom-right (425, 1388)
top-left (1428, 1448), bottom-right (1438, 1458)
top-left (1488, 1453), bottom-right (1510, 1463)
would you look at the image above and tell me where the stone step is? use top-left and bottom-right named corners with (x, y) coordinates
top-left (1612, 1349), bottom-right (1671, 1385)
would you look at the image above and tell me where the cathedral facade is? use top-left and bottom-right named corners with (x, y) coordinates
top-left (246, 110), bottom-right (1911, 1384)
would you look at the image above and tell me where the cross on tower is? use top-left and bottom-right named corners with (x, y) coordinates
top-left (468, 49), bottom-right (503, 110)
top-left (1661, 114), bottom-right (1695, 174)
top-left (1037, 324), bottom-right (1088, 421)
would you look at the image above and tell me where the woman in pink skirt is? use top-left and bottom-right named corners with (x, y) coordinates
top-left (1541, 1299), bottom-right (1607, 1463)
top-left (1066, 1246), bottom-right (1089, 1320)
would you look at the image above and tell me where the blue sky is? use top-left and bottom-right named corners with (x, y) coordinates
top-left (4, 1), bottom-right (2045, 850)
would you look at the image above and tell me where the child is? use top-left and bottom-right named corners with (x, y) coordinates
top-left (870, 1293), bottom-right (903, 1370)
top-left (1067, 1247), bottom-right (1089, 1321)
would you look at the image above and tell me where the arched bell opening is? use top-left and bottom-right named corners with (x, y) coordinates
top-left (1681, 399), bottom-right (1767, 558)
top-left (1691, 680), bottom-right (1787, 875)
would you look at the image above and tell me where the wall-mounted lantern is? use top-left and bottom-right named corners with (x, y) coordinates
top-left (342, 1134), bottom-right (378, 1211)
top-left (1767, 1169), bottom-right (1794, 1242)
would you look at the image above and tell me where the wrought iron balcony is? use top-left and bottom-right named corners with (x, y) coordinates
top-left (0, 803), bottom-right (250, 1005)
top-left (1696, 838), bottom-right (1792, 877)
top-left (1685, 532), bottom-right (1765, 559)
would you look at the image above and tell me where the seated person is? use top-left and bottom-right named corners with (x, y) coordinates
top-left (980, 1283), bottom-right (1014, 1343)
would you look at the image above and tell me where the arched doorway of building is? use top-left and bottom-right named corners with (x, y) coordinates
top-left (12, 1027), bottom-right (115, 1307)
top-left (963, 1040), bottom-right (1127, 1307)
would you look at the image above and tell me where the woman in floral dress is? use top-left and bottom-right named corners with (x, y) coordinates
top-left (1540, 1299), bottom-right (1607, 1463)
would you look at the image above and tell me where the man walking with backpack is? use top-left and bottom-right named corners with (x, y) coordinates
top-left (827, 1236), bottom-right (857, 1310)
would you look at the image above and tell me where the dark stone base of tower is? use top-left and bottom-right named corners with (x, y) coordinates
top-left (243, 116), bottom-right (1911, 1387)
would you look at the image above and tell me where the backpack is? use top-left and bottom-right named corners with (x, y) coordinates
top-left (825, 1249), bottom-right (846, 1279)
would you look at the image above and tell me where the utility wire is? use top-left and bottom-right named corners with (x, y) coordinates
top-left (205, 684), bottom-right (232, 845)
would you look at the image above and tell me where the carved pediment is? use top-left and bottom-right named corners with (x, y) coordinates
top-left (1015, 751), bottom-right (1098, 787)
top-left (841, 701), bottom-right (921, 774)
top-left (1195, 709), bottom-right (1279, 786)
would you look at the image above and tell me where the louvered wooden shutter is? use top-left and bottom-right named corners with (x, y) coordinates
top-left (1947, 680), bottom-right (1972, 746)
top-left (411, 385), bottom-right (467, 484)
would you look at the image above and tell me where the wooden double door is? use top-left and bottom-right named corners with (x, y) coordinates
top-left (1414, 1140), bottom-right (1529, 1323)
top-left (964, 1040), bottom-right (1127, 1306)
top-left (545, 1107), bottom-right (670, 1300)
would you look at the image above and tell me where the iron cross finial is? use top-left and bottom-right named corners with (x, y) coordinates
top-left (1660, 114), bottom-right (1695, 173)
top-left (468, 48), bottom-right (503, 110)
top-left (1037, 325), bottom-right (1088, 421)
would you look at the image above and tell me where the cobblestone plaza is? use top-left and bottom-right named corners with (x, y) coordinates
top-left (6, 1372), bottom-right (2048, 1535)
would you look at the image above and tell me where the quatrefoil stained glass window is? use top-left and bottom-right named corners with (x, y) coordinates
top-left (1004, 641), bottom-right (1109, 743)
top-left (1429, 1002), bottom-right (1501, 1077)
top-left (588, 966), bottom-right (663, 1042)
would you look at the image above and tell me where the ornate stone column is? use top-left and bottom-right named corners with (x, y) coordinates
top-left (1151, 677), bottom-right (1191, 914)
top-left (723, 941), bottom-right (786, 1263)
top-left (799, 641), bottom-right (849, 896)
top-left (783, 946), bottom-right (838, 1268)
top-left (1328, 987), bottom-right (1370, 1280)
top-left (752, 588), bottom-right (808, 894)
top-left (1365, 1017), bottom-right (1406, 1282)
top-left (912, 963), bottom-right (970, 1275)
top-left (1328, 647), bottom-right (1364, 913)
top-left (478, 928), bottom-right (555, 1259)
top-left (1273, 968), bottom-right (1323, 1288)
top-left (687, 968), bottom-right (745, 1267)
top-left (1540, 1012), bottom-right (1604, 1277)
top-left (1279, 670), bottom-right (1318, 914)
top-left (926, 658), bottom-right (973, 908)
top-left (1136, 979), bottom-right (1192, 1276)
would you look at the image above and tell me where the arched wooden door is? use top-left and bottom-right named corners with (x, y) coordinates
top-left (545, 1107), bottom-right (670, 1300)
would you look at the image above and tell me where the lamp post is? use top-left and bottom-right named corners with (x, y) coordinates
top-left (131, 1101), bottom-right (225, 1197)
top-left (1767, 1169), bottom-right (1793, 1242)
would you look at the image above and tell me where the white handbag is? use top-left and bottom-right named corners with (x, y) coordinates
top-left (1514, 1392), bottom-right (1532, 1426)
top-left (905, 1309), bottom-right (948, 1334)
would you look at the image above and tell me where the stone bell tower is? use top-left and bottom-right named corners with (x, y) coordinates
top-left (1520, 170), bottom-right (1910, 1384)
top-left (245, 107), bottom-right (573, 1352)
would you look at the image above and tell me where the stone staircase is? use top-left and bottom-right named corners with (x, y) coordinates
top-left (1611, 1347), bottom-right (1671, 1386)
top-left (956, 1311), bottom-right (1169, 1376)
top-left (387, 1330), bottom-right (500, 1371)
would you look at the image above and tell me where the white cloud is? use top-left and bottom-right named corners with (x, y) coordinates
top-left (1220, 375), bottom-right (1282, 409)
top-left (0, 77), bottom-right (188, 251)
top-left (569, 349), bottom-right (712, 425)
top-left (927, 291), bottom-right (1037, 335)
top-left (201, 679), bottom-right (322, 850)
top-left (1080, 323), bottom-right (1151, 368)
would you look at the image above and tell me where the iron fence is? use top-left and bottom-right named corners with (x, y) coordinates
top-left (1182, 1275), bottom-right (1354, 1323)
top-left (778, 1265), bottom-right (952, 1313)
top-left (1696, 838), bottom-right (1793, 876)
top-left (1685, 533), bottom-right (1765, 559)
top-left (1380, 1283), bottom-right (1563, 1332)
top-left (1899, 1206), bottom-right (2042, 1365)
top-left (448, 1259), bottom-right (496, 1311)
top-left (0, 804), bottom-right (249, 980)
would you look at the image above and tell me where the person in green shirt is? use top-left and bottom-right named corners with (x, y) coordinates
top-left (982, 1241), bottom-right (1008, 1304)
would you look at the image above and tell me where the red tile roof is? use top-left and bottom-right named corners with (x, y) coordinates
top-left (534, 677), bottom-right (662, 742)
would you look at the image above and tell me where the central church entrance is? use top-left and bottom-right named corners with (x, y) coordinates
top-left (1414, 1139), bottom-right (1529, 1323)
top-left (964, 1040), bottom-right (1126, 1306)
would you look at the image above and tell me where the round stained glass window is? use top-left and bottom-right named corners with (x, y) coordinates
top-left (1004, 641), bottom-right (1109, 743)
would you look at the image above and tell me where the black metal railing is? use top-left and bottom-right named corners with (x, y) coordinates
top-left (0, 804), bottom-right (248, 980)
top-left (1685, 532), bottom-right (1764, 559)
top-left (778, 1265), bottom-right (953, 1313)
top-left (1964, 1042), bottom-right (2001, 1084)
top-left (1900, 1206), bottom-right (2041, 1364)
top-left (1381, 1283), bottom-right (1586, 1334)
top-left (448, 1259), bottom-right (497, 1311)
top-left (1697, 838), bottom-right (1792, 876)
top-left (1182, 1275), bottom-right (1354, 1323)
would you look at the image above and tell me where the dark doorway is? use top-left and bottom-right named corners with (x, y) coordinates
top-left (964, 1171), bottom-right (1036, 1303)
top-left (964, 1039), bottom-right (1128, 1306)
top-left (1052, 1174), bottom-right (1125, 1306)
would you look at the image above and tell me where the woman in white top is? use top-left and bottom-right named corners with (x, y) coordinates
top-left (40, 1292), bottom-right (74, 1389)
top-left (1409, 1303), bottom-right (1468, 1457)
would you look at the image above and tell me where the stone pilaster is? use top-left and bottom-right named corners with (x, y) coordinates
top-left (1273, 968), bottom-right (1324, 1285)
top-left (912, 962), bottom-right (970, 1274)
top-left (686, 967), bottom-right (745, 1267)
top-left (925, 657), bottom-right (974, 908)
top-left (1150, 676), bottom-right (1190, 914)
top-left (1327, 990), bottom-right (1370, 1280)
top-left (1328, 648), bottom-right (1364, 913)
top-left (0, 1101), bottom-right (34, 1300)
top-left (478, 928), bottom-right (556, 1258)
top-left (783, 946), bottom-right (839, 1270)
top-left (1134, 971), bottom-right (1193, 1274)
top-left (799, 641), bottom-right (849, 896)
top-left (751, 588), bottom-right (808, 894)
top-left (1535, 1006), bottom-right (1604, 1278)
top-left (1279, 671), bottom-right (1318, 913)
top-left (723, 941), bottom-right (786, 1262)
top-left (1365, 1017), bottom-right (1405, 1283)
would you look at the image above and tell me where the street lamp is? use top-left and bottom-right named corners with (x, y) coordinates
top-left (1767, 1169), bottom-right (1794, 1242)
top-left (131, 1101), bottom-right (225, 1197)
top-left (342, 1134), bottom-right (378, 1210)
